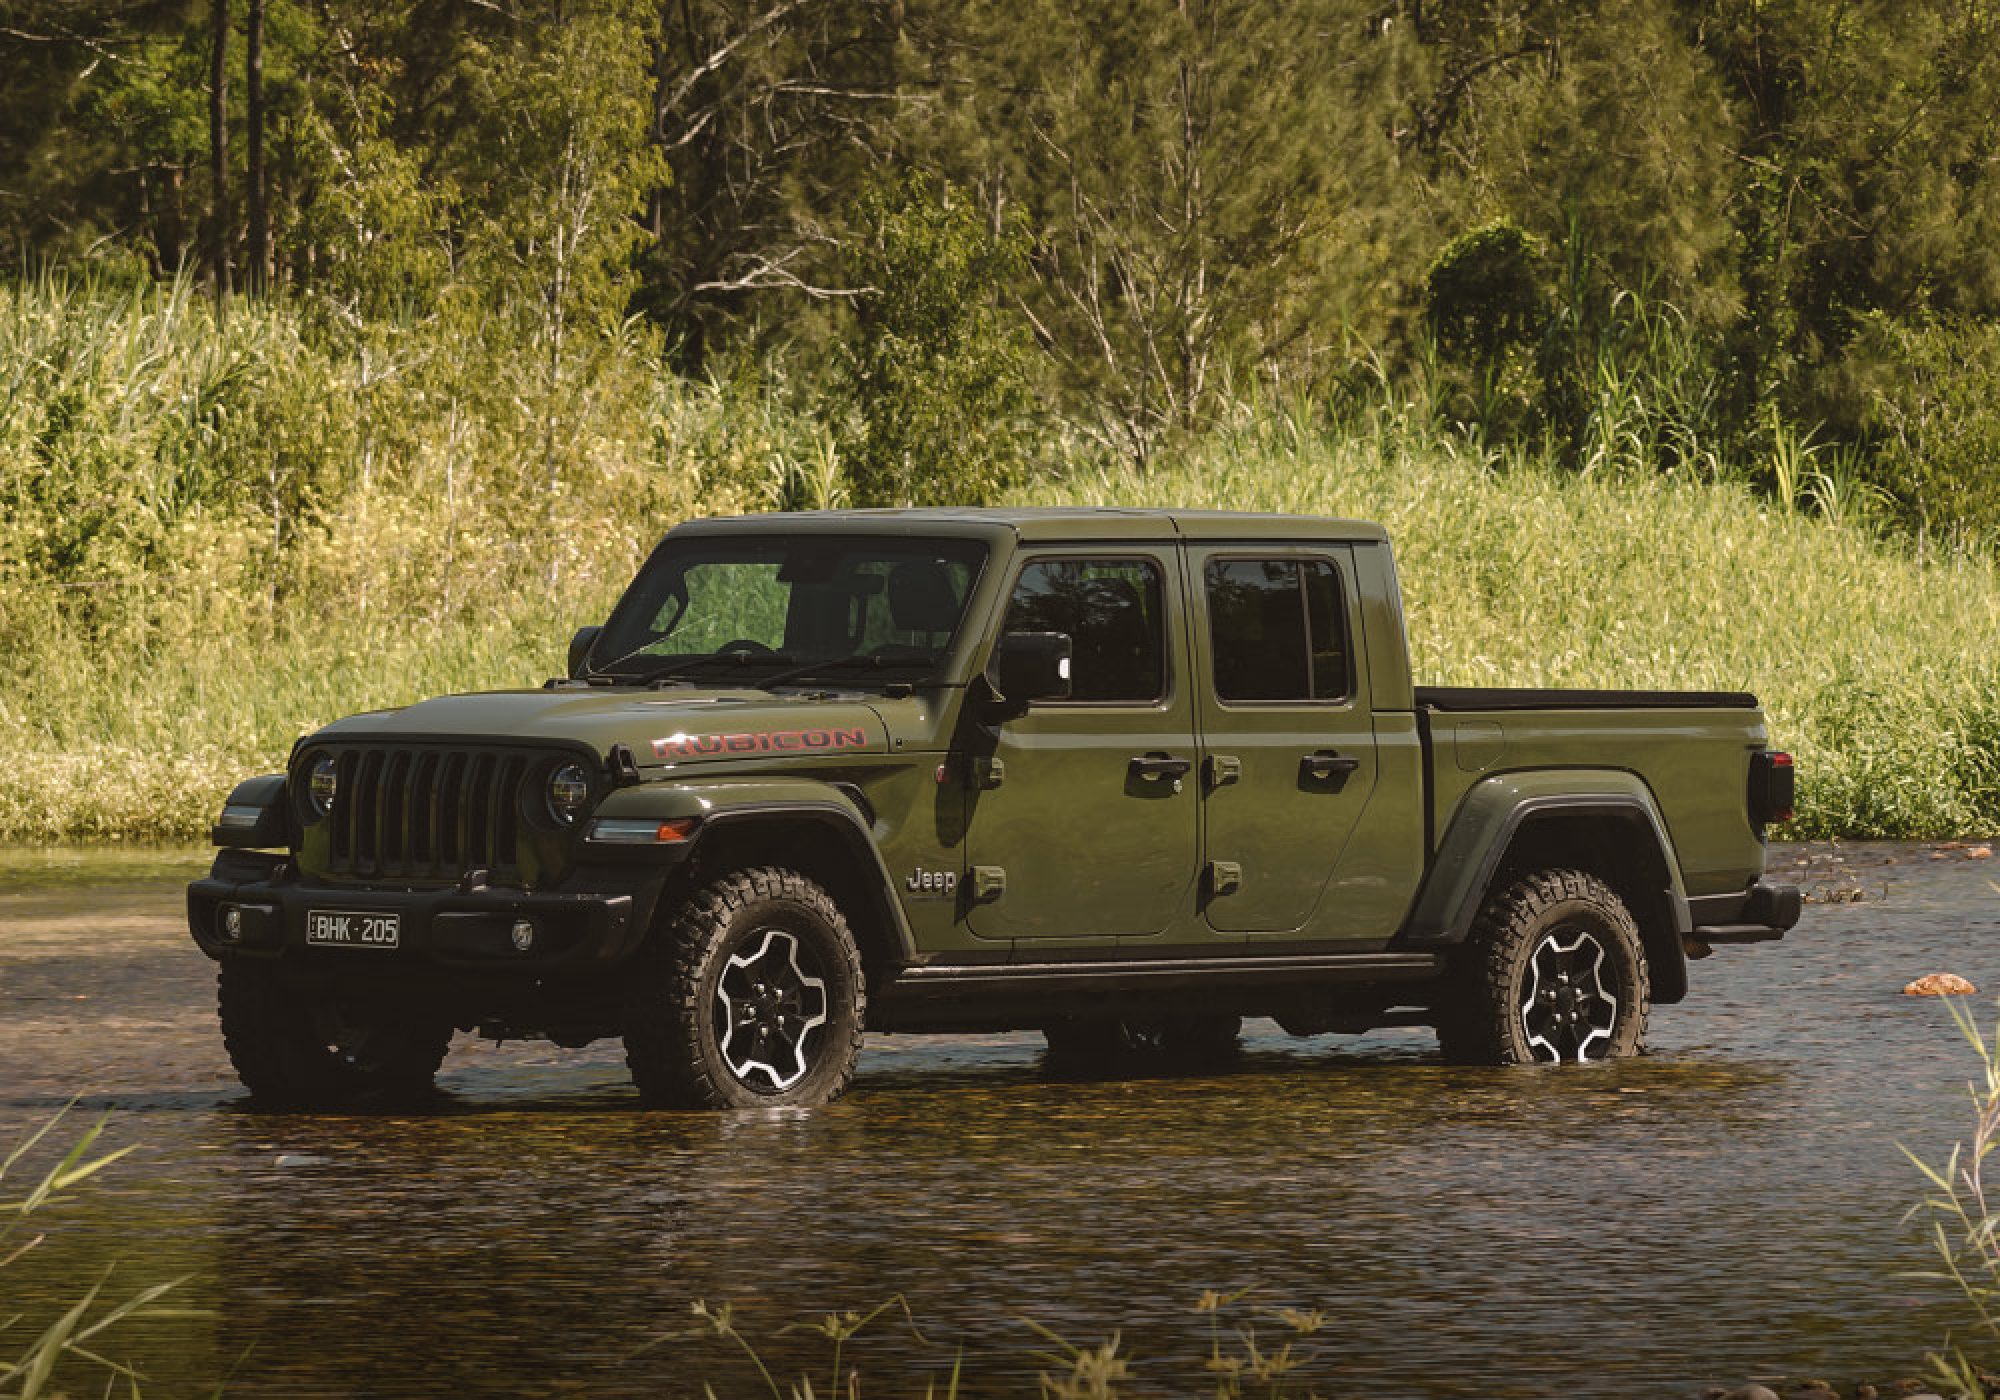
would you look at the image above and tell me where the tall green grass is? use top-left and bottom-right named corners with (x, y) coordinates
top-left (2, 277), bottom-right (1997, 842)
top-left (1029, 404), bottom-right (2000, 840)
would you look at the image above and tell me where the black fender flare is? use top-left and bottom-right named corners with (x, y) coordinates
top-left (1396, 773), bottom-right (1693, 1003)
top-left (590, 778), bottom-right (918, 967)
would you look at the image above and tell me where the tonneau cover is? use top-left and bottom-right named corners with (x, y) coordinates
top-left (1414, 686), bottom-right (1759, 712)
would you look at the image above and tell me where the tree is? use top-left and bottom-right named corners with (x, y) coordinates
top-left (926, 0), bottom-right (1405, 463)
top-left (210, 0), bottom-right (231, 298)
top-left (839, 172), bottom-right (1033, 506)
top-left (637, 0), bottom-right (911, 368)
top-left (245, 0), bottom-right (267, 295)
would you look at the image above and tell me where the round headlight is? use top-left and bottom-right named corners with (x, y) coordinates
top-left (307, 756), bottom-right (338, 817)
top-left (547, 763), bottom-right (591, 826)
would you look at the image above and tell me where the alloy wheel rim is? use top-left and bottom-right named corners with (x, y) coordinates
top-left (1518, 928), bottom-right (1619, 1062)
top-left (716, 928), bottom-right (830, 1092)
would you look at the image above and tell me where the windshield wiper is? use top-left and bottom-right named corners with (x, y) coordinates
top-left (752, 653), bottom-right (938, 690)
top-left (602, 650), bottom-right (801, 688)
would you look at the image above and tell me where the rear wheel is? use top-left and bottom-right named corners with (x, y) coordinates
top-left (1436, 869), bottom-right (1649, 1065)
top-left (218, 963), bottom-right (453, 1109)
top-left (623, 867), bottom-right (865, 1109)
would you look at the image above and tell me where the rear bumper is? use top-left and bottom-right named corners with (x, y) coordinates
top-left (1688, 880), bottom-right (1802, 945)
top-left (187, 851), bottom-right (665, 974)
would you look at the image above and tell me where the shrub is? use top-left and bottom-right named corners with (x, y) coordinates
top-left (1832, 312), bottom-right (2000, 539)
top-left (838, 173), bottom-right (1035, 507)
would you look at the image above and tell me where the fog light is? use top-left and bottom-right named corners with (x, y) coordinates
top-left (510, 919), bottom-right (536, 953)
top-left (220, 905), bottom-right (243, 943)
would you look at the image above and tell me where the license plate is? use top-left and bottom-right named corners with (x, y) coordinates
top-left (305, 909), bottom-right (401, 949)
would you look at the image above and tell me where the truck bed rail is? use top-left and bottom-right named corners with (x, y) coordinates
top-left (1414, 686), bottom-right (1759, 712)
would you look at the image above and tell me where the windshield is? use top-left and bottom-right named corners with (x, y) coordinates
top-left (587, 534), bottom-right (990, 685)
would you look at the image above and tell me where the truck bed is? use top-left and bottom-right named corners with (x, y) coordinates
top-left (1412, 688), bottom-right (1771, 901)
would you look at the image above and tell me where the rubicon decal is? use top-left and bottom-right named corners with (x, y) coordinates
top-left (652, 726), bottom-right (870, 760)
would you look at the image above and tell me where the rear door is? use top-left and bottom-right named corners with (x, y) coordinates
top-left (1190, 545), bottom-right (1379, 935)
top-left (965, 549), bottom-right (1200, 940)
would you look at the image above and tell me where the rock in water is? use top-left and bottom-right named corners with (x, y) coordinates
top-left (1903, 973), bottom-right (1978, 996)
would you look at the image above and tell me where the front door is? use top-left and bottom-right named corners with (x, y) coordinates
top-left (1191, 546), bottom-right (1380, 935)
top-left (965, 551), bottom-right (1200, 941)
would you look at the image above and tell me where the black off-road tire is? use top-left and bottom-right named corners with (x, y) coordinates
top-left (218, 962), bottom-right (454, 1109)
top-left (623, 867), bottom-right (866, 1110)
top-left (1435, 869), bottom-right (1649, 1066)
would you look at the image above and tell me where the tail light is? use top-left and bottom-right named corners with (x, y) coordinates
top-left (1749, 750), bottom-right (1795, 826)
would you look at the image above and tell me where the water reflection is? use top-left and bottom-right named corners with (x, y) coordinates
top-left (0, 842), bottom-right (1990, 1396)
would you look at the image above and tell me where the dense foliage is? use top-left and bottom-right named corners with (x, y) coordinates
top-left (8, 5), bottom-right (2000, 841)
top-left (5, 279), bottom-right (2000, 844)
top-left (9, 1), bottom-right (2000, 526)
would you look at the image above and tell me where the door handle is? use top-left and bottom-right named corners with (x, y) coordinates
top-left (1129, 753), bottom-right (1194, 781)
top-left (1301, 749), bottom-right (1362, 781)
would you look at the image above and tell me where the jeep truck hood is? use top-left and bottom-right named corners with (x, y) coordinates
top-left (312, 689), bottom-right (888, 768)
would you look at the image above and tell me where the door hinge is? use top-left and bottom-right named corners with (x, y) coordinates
top-left (1207, 860), bottom-right (1242, 896)
top-left (966, 755), bottom-right (1005, 789)
top-left (970, 865), bottom-right (1007, 902)
top-left (1205, 754), bottom-right (1241, 790)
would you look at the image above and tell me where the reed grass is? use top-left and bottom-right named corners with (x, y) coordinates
top-left (1, 1108), bottom-right (191, 1398)
top-left (3, 276), bottom-right (1997, 842)
top-left (1029, 401), bottom-right (2000, 841)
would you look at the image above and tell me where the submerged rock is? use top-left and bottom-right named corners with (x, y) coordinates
top-left (1903, 973), bottom-right (1978, 996)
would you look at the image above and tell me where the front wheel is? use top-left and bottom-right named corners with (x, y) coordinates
top-left (623, 867), bottom-right (866, 1109)
top-left (218, 963), bottom-right (454, 1109)
top-left (1436, 869), bottom-right (1649, 1065)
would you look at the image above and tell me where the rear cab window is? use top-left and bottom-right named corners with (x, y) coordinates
top-left (1204, 556), bottom-right (1350, 704)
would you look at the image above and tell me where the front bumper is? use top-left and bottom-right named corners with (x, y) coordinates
top-left (187, 851), bottom-right (665, 973)
top-left (1688, 879), bottom-right (1802, 945)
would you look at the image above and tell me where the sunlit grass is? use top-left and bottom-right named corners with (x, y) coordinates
top-left (1025, 405), bottom-right (2000, 840)
top-left (652, 1288), bottom-right (1336, 1399)
top-left (4, 277), bottom-right (1998, 841)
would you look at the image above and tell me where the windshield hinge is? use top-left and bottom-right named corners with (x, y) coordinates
top-left (607, 743), bottom-right (644, 788)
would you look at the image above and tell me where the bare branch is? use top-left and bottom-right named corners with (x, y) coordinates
top-left (693, 248), bottom-right (872, 300)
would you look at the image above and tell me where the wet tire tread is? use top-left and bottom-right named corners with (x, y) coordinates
top-left (218, 961), bottom-right (452, 1108)
top-left (1437, 868), bottom-right (1649, 1065)
top-left (624, 866), bottom-right (865, 1110)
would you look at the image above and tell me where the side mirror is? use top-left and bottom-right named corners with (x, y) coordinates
top-left (568, 625), bottom-right (603, 678)
top-left (988, 631), bottom-right (1072, 714)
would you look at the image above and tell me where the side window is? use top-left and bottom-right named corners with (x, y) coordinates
top-left (1206, 556), bottom-right (1349, 703)
top-left (1003, 558), bottom-right (1167, 703)
top-left (1303, 560), bottom-right (1349, 699)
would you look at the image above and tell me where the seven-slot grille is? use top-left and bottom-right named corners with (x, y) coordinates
top-left (314, 744), bottom-right (558, 880)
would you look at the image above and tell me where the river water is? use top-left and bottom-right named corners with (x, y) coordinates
top-left (1, 842), bottom-right (1995, 1398)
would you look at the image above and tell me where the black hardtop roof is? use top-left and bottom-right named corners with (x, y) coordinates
top-left (671, 506), bottom-right (1389, 544)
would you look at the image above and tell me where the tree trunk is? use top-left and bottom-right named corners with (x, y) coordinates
top-left (245, 0), bottom-right (269, 295)
top-left (208, 0), bottom-right (231, 303)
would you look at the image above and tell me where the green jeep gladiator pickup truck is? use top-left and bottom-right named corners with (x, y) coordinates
top-left (189, 508), bottom-right (1800, 1109)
